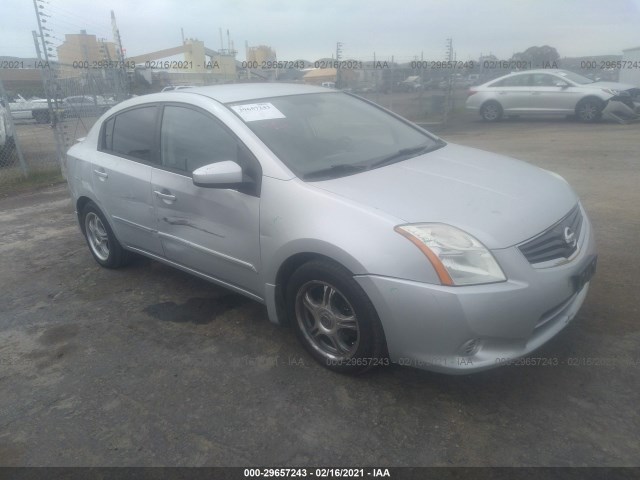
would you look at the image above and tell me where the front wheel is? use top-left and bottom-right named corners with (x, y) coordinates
top-left (576, 98), bottom-right (604, 122)
top-left (286, 260), bottom-right (387, 374)
top-left (480, 101), bottom-right (503, 122)
top-left (81, 202), bottom-right (130, 268)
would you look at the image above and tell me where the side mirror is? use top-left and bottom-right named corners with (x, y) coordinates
top-left (555, 81), bottom-right (569, 88)
top-left (192, 161), bottom-right (243, 188)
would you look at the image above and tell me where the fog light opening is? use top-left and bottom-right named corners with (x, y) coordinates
top-left (460, 338), bottom-right (481, 357)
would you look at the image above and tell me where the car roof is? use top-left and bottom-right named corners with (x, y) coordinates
top-left (173, 82), bottom-right (335, 104)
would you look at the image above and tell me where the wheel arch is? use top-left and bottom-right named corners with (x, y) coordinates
top-left (76, 196), bottom-right (94, 229)
top-left (76, 195), bottom-right (110, 235)
top-left (268, 244), bottom-right (366, 326)
top-left (480, 99), bottom-right (503, 110)
top-left (575, 95), bottom-right (606, 111)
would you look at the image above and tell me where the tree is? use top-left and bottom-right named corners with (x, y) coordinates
top-left (511, 46), bottom-right (560, 67)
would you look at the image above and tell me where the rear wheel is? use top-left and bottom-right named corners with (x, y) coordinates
top-left (81, 201), bottom-right (131, 268)
top-left (480, 101), bottom-right (503, 122)
top-left (286, 259), bottom-right (387, 374)
top-left (576, 98), bottom-right (604, 123)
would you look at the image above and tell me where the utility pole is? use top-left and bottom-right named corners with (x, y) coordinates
top-left (444, 37), bottom-right (454, 123)
top-left (335, 42), bottom-right (343, 88)
top-left (111, 10), bottom-right (127, 100)
top-left (32, 0), bottom-right (54, 118)
top-left (32, 0), bottom-right (66, 175)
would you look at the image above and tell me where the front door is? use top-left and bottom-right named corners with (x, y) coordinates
top-left (527, 73), bottom-right (580, 113)
top-left (151, 104), bottom-right (262, 296)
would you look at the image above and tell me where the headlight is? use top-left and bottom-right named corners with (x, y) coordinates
top-left (395, 223), bottom-right (506, 286)
top-left (601, 88), bottom-right (621, 96)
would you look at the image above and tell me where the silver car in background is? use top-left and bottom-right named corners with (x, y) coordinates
top-left (466, 69), bottom-right (639, 122)
top-left (66, 84), bottom-right (597, 374)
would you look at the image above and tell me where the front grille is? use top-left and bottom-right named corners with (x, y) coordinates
top-left (519, 204), bottom-right (583, 264)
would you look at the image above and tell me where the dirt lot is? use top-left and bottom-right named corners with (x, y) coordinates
top-left (0, 115), bottom-right (639, 467)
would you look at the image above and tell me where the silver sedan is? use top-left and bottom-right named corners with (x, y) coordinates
top-left (466, 69), bottom-right (638, 122)
top-left (66, 83), bottom-right (597, 374)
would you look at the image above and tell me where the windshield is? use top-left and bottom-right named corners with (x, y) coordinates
top-left (556, 70), bottom-right (595, 85)
top-left (227, 92), bottom-right (442, 180)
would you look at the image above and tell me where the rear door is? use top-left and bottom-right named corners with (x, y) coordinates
top-left (488, 73), bottom-right (532, 112)
top-left (90, 105), bottom-right (164, 256)
top-left (151, 104), bottom-right (262, 295)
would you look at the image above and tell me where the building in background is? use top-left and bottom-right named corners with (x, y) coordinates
top-left (126, 38), bottom-right (237, 86)
top-left (57, 30), bottom-right (118, 78)
top-left (246, 44), bottom-right (276, 64)
top-left (303, 68), bottom-right (337, 85)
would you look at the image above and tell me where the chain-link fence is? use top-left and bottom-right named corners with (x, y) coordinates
top-left (357, 82), bottom-right (468, 127)
top-left (0, 61), bottom-right (129, 190)
top-left (2, 44), bottom-right (479, 191)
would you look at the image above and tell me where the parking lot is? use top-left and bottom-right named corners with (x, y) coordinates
top-left (0, 114), bottom-right (639, 466)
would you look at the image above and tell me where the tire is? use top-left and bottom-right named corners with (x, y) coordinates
top-left (576, 98), bottom-right (604, 123)
top-left (286, 259), bottom-right (387, 374)
top-left (81, 201), bottom-right (131, 268)
top-left (480, 101), bottom-right (503, 122)
top-left (33, 110), bottom-right (50, 124)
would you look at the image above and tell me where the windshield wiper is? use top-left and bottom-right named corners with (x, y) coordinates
top-left (370, 141), bottom-right (445, 169)
top-left (303, 163), bottom-right (369, 180)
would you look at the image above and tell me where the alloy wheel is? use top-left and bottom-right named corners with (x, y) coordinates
top-left (295, 280), bottom-right (360, 361)
top-left (578, 102), bottom-right (599, 121)
top-left (482, 103), bottom-right (501, 121)
top-left (84, 212), bottom-right (110, 261)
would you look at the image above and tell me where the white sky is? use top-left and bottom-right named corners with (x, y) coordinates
top-left (1, 0), bottom-right (639, 62)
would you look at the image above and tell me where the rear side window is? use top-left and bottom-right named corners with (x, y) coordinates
top-left (107, 106), bottom-right (157, 162)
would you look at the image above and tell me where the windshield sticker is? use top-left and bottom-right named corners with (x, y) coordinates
top-left (231, 103), bottom-right (286, 122)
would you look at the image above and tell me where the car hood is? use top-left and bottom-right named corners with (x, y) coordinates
top-left (586, 81), bottom-right (637, 91)
top-left (311, 143), bottom-right (578, 249)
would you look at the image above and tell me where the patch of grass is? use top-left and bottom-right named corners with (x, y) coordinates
top-left (0, 166), bottom-right (66, 197)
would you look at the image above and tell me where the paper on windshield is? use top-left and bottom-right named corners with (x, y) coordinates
top-left (231, 103), bottom-right (286, 122)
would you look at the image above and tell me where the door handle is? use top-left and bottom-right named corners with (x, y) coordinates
top-left (531, 92), bottom-right (542, 95)
top-left (93, 169), bottom-right (108, 179)
top-left (154, 190), bottom-right (177, 203)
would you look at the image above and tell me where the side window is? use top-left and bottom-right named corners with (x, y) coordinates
top-left (109, 106), bottom-right (157, 162)
top-left (532, 74), bottom-right (555, 86)
top-left (505, 74), bottom-right (529, 87)
top-left (491, 75), bottom-right (529, 87)
top-left (160, 105), bottom-right (238, 174)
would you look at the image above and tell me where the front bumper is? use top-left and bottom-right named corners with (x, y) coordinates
top-left (355, 207), bottom-right (597, 374)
